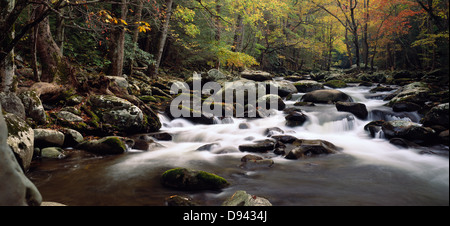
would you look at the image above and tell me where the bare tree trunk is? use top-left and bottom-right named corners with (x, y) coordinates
top-left (154, 0), bottom-right (174, 76)
top-left (35, 4), bottom-right (64, 83)
top-left (363, 0), bottom-right (370, 70)
top-left (345, 25), bottom-right (353, 67)
top-left (232, 14), bottom-right (243, 52)
top-left (350, 0), bottom-right (360, 70)
top-left (130, 0), bottom-right (144, 75)
top-left (108, 0), bottom-right (128, 77)
top-left (0, 0), bottom-right (17, 93)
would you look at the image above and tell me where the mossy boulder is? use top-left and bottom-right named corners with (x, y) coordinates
top-left (77, 136), bottom-right (127, 155)
top-left (293, 80), bottom-right (324, 93)
top-left (161, 168), bottom-right (230, 191)
top-left (86, 95), bottom-right (147, 134)
top-left (381, 120), bottom-right (436, 145)
top-left (222, 190), bottom-right (272, 206)
top-left (3, 112), bottom-right (34, 171)
top-left (18, 90), bottom-right (47, 124)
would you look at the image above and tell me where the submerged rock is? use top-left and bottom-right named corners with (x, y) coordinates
top-left (240, 154), bottom-right (274, 169)
top-left (285, 139), bottom-right (341, 160)
top-left (335, 101), bottom-right (368, 119)
top-left (165, 195), bottom-right (198, 206)
top-left (222, 190), bottom-right (272, 206)
top-left (161, 168), bottom-right (230, 191)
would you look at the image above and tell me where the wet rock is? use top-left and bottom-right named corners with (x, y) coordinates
top-left (240, 154), bottom-right (274, 169)
top-left (270, 135), bottom-right (298, 144)
top-left (421, 103), bottom-right (449, 128)
top-left (389, 138), bottom-right (422, 149)
top-left (1, 106), bottom-right (42, 206)
top-left (78, 136), bottom-right (127, 155)
top-left (387, 82), bottom-right (430, 106)
top-left (241, 69), bottom-right (273, 81)
top-left (301, 89), bottom-right (353, 104)
top-left (392, 102), bottom-right (421, 112)
top-left (324, 80), bottom-right (347, 88)
top-left (285, 111), bottom-right (308, 127)
top-left (165, 195), bottom-right (198, 206)
top-left (57, 111), bottom-right (83, 122)
top-left (238, 122), bottom-right (250, 129)
top-left (335, 101), bottom-right (368, 119)
top-left (239, 140), bottom-right (276, 153)
top-left (196, 143), bottom-right (220, 151)
top-left (40, 147), bottom-right (66, 159)
top-left (438, 130), bottom-right (449, 146)
top-left (61, 128), bottom-right (84, 148)
top-left (293, 80), bottom-right (324, 93)
top-left (3, 112), bottom-right (34, 171)
top-left (364, 120), bottom-right (385, 138)
top-left (264, 127), bottom-right (284, 136)
top-left (265, 80), bottom-right (297, 97)
top-left (222, 190), bottom-right (272, 206)
top-left (382, 120), bottom-right (436, 145)
top-left (34, 129), bottom-right (65, 148)
top-left (161, 168), bottom-right (230, 191)
top-left (257, 94), bottom-right (286, 110)
top-left (285, 139), bottom-right (341, 160)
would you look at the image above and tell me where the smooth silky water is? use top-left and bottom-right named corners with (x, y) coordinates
top-left (27, 84), bottom-right (449, 206)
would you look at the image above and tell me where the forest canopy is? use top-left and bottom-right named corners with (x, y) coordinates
top-left (0, 0), bottom-right (449, 88)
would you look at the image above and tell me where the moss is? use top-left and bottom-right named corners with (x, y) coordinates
top-left (139, 95), bottom-right (158, 103)
top-left (103, 136), bottom-right (127, 152)
top-left (324, 80), bottom-right (347, 88)
top-left (161, 168), bottom-right (230, 190)
top-left (3, 113), bottom-right (30, 136)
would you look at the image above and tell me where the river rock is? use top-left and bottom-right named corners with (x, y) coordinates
top-left (293, 80), bottom-right (324, 93)
top-left (222, 190), bottom-right (272, 206)
top-left (57, 111), bottom-right (84, 122)
top-left (285, 110), bottom-right (308, 127)
top-left (387, 82), bottom-right (430, 106)
top-left (0, 106), bottom-right (42, 206)
top-left (18, 90), bottom-right (47, 124)
top-left (285, 139), bottom-right (341, 159)
top-left (77, 136), bottom-right (127, 155)
top-left (301, 89), bottom-right (353, 104)
top-left (257, 94), bottom-right (286, 110)
top-left (241, 69), bottom-right (273, 81)
top-left (3, 112), bottom-right (34, 171)
top-left (265, 80), bottom-right (298, 97)
top-left (239, 140), bottom-right (276, 153)
top-left (40, 147), bottom-right (66, 159)
top-left (34, 129), bottom-right (65, 148)
top-left (240, 154), bottom-right (274, 169)
top-left (392, 102), bottom-right (421, 112)
top-left (364, 120), bottom-right (385, 138)
top-left (87, 95), bottom-right (146, 134)
top-left (61, 128), bottom-right (84, 148)
top-left (165, 195), bottom-right (198, 206)
top-left (161, 168), bottom-right (230, 191)
top-left (335, 101), bottom-right (368, 119)
top-left (381, 120), bottom-right (436, 145)
top-left (421, 103), bottom-right (449, 128)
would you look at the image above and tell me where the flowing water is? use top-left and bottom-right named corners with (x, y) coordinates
top-left (27, 84), bottom-right (449, 206)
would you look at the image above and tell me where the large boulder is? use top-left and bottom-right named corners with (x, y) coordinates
top-left (285, 110), bottom-right (308, 127)
top-left (335, 101), bottom-right (368, 119)
top-left (387, 82), bottom-right (430, 106)
top-left (257, 94), bottom-right (286, 110)
top-left (1, 106), bottom-right (42, 206)
top-left (381, 120), bottom-right (436, 145)
top-left (161, 168), bottom-right (230, 191)
top-left (265, 80), bottom-right (298, 97)
top-left (87, 95), bottom-right (148, 134)
top-left (301, 89), bottom-right (353, 104)
top-left (3, 113), bottom-right (34, 171)
top-left (222, 190), bottom-right (272, 206)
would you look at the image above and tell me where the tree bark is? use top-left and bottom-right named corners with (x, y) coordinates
top-left (130, 0), bottom-right (144, 75)
top-left (154, 0), bottom-right (173, 76)
top-left (108, 0), bottom-right (128, 77)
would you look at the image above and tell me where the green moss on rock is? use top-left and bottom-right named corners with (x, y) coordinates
top-left (161, 167), bottom-right (230, 191)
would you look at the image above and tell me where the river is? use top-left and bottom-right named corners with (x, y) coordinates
top-left (27, 83), bottom-right (449, 206)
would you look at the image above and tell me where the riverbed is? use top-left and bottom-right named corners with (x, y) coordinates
top-left (27, 84), bottom-right (449, 206)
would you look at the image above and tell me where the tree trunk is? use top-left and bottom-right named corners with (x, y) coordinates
top-left (108, 0), bottom-right (128, 77)
top-left (363, 0), bottom-right (370, 70)
top-left (350, 0), bottom-right (360, 70)
top-left (154, 0), bottom-right (174, 76)
top-left (35, 4), bottom-right (64, 83)
top-left (130, 0), bottom-right (144, 75)
top-left (232, 14), bottom-right (243, 52)
top-left (0, 0), bottom-right (17, 93)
